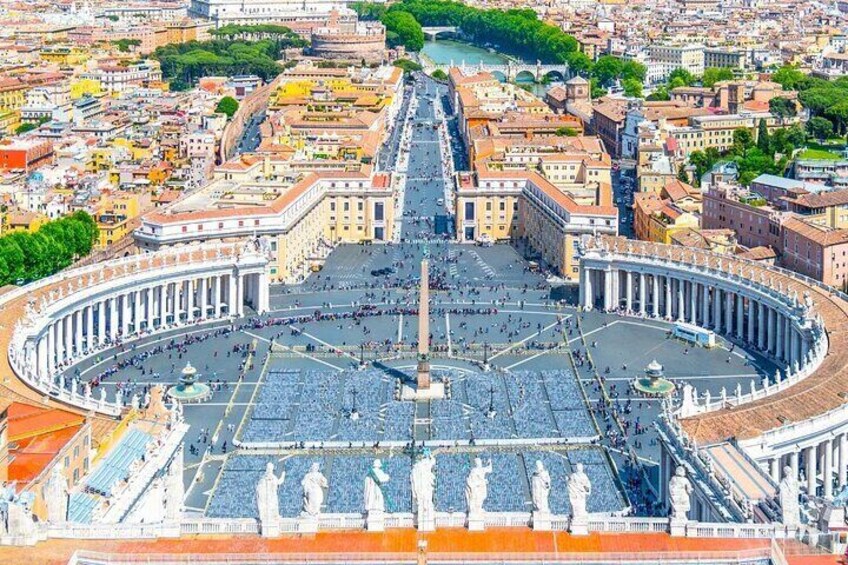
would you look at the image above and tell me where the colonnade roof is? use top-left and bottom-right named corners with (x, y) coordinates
top-left (0, 244), bottom-right (242, 442)
top-left (591, 237), bottom-right (848, 445)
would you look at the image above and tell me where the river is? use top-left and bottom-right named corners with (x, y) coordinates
top-left (420, 39), bottom-right (557, 96)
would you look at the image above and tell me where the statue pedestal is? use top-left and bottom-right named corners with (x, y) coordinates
top-left (669, 518), bottom-right (687, 537)
top-left (416, 511), bottom-right (436, 532)
top-left (819, 505), bottom-right (845, 532)
top-left (467, 512), bottom-right (486, 531)
top-left (299, 514), bottom-right (319, 534)
top-left (569, 516), bottom-right (588, 536)
top-left (401, 382), bottom-right (445, 401)
top-left (366, 510), bottom-right (385, 532)
top-left (532, 511), bottom-right (552, 531)
top-left (259, 518), bottom-right (280, 538)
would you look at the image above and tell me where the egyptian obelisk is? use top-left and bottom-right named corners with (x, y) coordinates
top-left (416, 258), bottom-right (431, 390)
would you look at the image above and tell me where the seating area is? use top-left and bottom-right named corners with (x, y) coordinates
top-left (205, 447), bottom-right (626, 519)
top-left (84, 428), bottom-right (153, 497)
top-left (241, 368), bottom-right (597, 445)
top-left (67, 492), bottom-right (99, 524)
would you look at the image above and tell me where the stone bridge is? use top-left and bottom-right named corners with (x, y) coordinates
top-left (425, 59), bottom-right (570, 82)
top-left (422, 26), bottom-right (458, 40)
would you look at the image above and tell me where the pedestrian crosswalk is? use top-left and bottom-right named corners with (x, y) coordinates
top-left (468, 250), bottom-right (496, 278)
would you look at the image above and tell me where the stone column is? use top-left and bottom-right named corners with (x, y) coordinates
top-left (121, 293), bottom-right (131, 336)
top-left (626, 271), bottom-right (633, 312)
top-left (713, 288), bottom-right (722, 331)
top-left (757, 302), bottom-right (766, 350)
top-left (776, 314), bottom-right (784, 361)
top-left (54, 320), bottom-right (64, 364)
top-left (228, 274), bottom-right (238, 316)
top-left (807, 444), bottom-right (817, 496)
top-left (214, 276), bottom-right (222, 317)
top-left (665, 276), bottom-right (672, 318)
top-left (839, 434), bottom-right (847, 489)
top-left (689, 282), bottom-right (697, 324)
top-left (825, 438), bottom-right (834, 498)
top-left (639, 273), bottom-right (647, 315)
top-left (747, 299), bottom-right (755, 344)
top-left (46, 324), bottom-right (54, 373)
top-left (652, 274), bottom-right (659, 317)
top-left (189, 279), bottom-right (197, 321)
top-left (676, 279), bottom-right (685, 321)
top-left (200, 277), bottom-right (209, 319)
top-left (146, 287), bottom-right (154, 330)
top-left (98, 301), bottom-right (106, 345)
top-left (725, 292), bottom-right (733, 336)
top-left (159, 284), bottom-right (167, 326)
top-left (791, 330), bottom-right (800, 367)
top-left (74, 310), bottom-right (83, 355)
top-left (37, 336), bottom-right (48, 378)
top-left (109, 296), bottom-right (119, 340)
top-left (702, 284), bottom-right (710, 326)
top-left (85, 305), bottom-right (94, 351)
top-left (236, 274), bottom-right (245, 317)
top-left (735, 294), bottom-right (744, 339)
top-left (767, 308), bottom-right (776, 354)
top-left (63, 316), bottom-right (73, 360)
top-left (769, 458), bottom-right (779, 483)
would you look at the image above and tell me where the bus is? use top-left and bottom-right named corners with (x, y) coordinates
top-left (672, 322), bottom-right (716, 348)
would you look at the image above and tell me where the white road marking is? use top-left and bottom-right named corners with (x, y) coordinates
top-left (489, 319), bottom-right (562, 361)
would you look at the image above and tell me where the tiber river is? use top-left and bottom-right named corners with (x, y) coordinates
top-left (420, 39), bottom-right (560, 96)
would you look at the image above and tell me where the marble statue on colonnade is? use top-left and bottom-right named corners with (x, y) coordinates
top-left (778, 465), bottom-right (800, 527)
top-left (301, 462), bottom-right (328, 517)
top-left (364, 459), bottom-right (390, 531)
top-left (256, 461), bottom-right (285, 537)
top-left (531, 460), bottom-right (553, 531)
top-left (411, 451), bottom-right (436, 531)
top-left (465, 457), bottom-right (492, 531)
top-left (531, 460), bottom-right (551, 514)
top-left (669, 466), bottom-right (693, 521)
top-left (44, 463), bottom-right (68, 524)
top-left (568, 462), bottom-right (592, 535)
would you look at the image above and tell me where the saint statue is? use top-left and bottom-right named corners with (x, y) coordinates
top-left (531, 460), bottom-right (551, 514)
top-left (465, 457), bottom-right (492, 515)
top-left (567, 463), bottom-right (592, 519)
top-left (411, 451), bottom-right (436, 521)
top-left (256, 462), bottom-right (285, 526)
top-left (301, 462), bottom-right (328, 517)
top-left (44, 464), bottom-right (68, 523)
top-left (778, 465), bottom-right (800, 527)
top-left (364, 459), bottom-right (390, 513)
top-left (669, 466), bottom-right (693, 521)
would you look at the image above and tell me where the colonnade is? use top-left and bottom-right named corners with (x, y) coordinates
top-left (8, 243), bottom-right (271, 414)
top-left (767, 437), bottom-right (848, 499)
top-left (579, 267), bottom-right (812, 370)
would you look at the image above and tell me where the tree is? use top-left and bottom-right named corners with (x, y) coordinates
top-left (771, 65), bottom-right (806, 90)
top-left (731, 128), bottom-right (754, 156)
top-left (668, 68), bottom-right (696, 87)
top-left (15, 123), bottom-right (37, 135)
top-left (392, 59), bottom-right (423, 73)
top-left (381, 11), bottom-right (424, 51)
top-left (215, 96), bottom-right (239, 119)
top-left (825, 99), bottom-right (848, 135)
top-left (677, 164), bottom-right (689, 183)
top-left (757, 119), bottom-right (770, 153)
top-left (769, 97), bottom-right (796, 119)
top-left (555, 126), bottom-right (578, 137)
top-left (591, 56), bottom-right (623, 87)
top-left (701, 67), bottom-right (734, 88)
top-left (622, 78), bottom-right (643, 98)
top-left (646, 85), bottom-right (670, 101)
top-left (431, 69), bottom-right (448, 81)
top-left (807, 116), bottom-right (834, 141)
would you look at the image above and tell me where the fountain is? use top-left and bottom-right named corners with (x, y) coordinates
top-left (167, 362), bottom-right (212, 402)
top-left (632, 359), bottom-right (675, 397)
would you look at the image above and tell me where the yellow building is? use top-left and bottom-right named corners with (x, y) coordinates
top-left (0, 78), bottom-right (27, 113)
top-left (633, 191), bottom-right (699, 244)
top-left (96, 192), bottom-right (147, 247)
top-left (3, 210), bottom-right (48, 234)
top-left (70, 78), bottom-right (103, 100)
top-left (455, 171), bottom-right (618, 280)
top-left (39, 46), bottom-right (88, 66)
